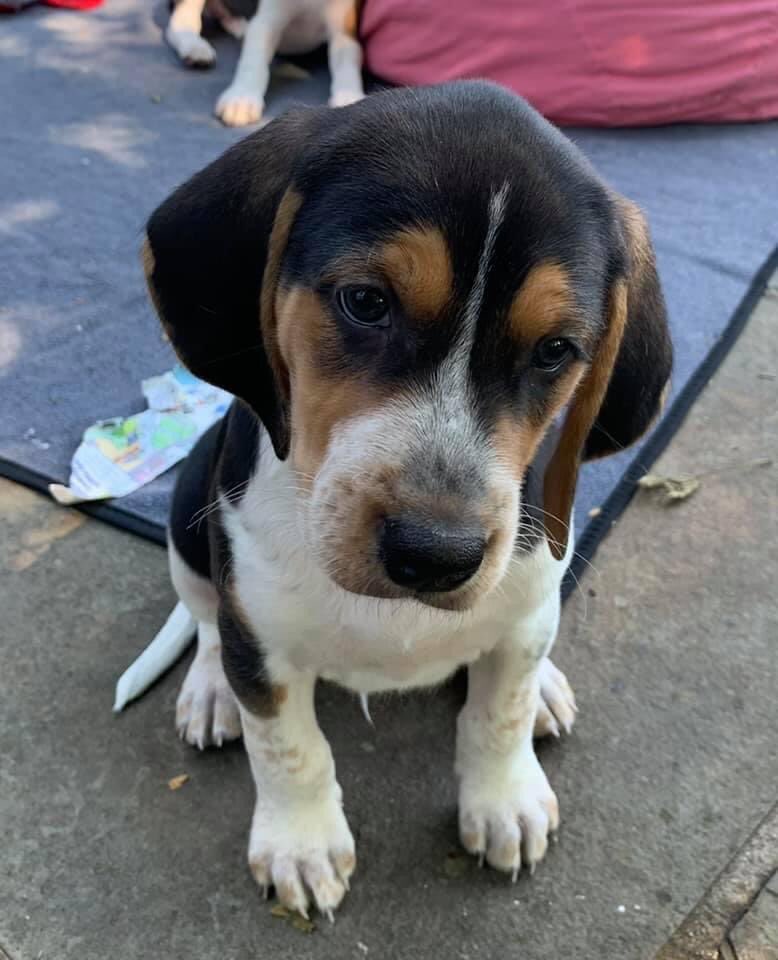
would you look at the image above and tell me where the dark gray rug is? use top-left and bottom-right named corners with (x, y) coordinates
top-left (1, 0), bottom-right (777, 573)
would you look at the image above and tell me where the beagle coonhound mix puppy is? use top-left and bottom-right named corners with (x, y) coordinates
top-left (142, 81), bottom-right (672, 918)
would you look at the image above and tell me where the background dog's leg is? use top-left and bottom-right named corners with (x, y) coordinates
top-left (456, 592), bottom-right (562, 879)
top-left (324, 0), bottom-right (364, 107)
top-left (215, 0), bottom-right (288, 127)
top-left (219, 14), bottom-right (247, 39)
top-left (166, 0), bottom-right (217, 68)
top-left (237, 669), bottom-right (356, 918)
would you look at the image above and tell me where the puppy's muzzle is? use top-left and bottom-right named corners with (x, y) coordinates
top-left (379, 515), bottom-right (486, 593)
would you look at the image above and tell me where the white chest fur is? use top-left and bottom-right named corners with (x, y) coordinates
top-left (223, 455), bottom-right (569, 694)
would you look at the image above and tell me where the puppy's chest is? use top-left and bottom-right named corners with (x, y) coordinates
top-left (224, 493), bottom-right (547, 694)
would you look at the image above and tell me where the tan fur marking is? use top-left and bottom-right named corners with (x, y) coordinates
top-left (140, 234), bottom-right (171, 339)
top-left (140, 234), bottom-right (155, 279)
top-left (378, 226), bottom-right (453, 320)
top-left (275, 286), bottom-right (387, 478)
top-left (614, 196), bottom-right (653, 277)
top-left (321, 226), bottom-right (453, 321)
top-left (491, 362), bottom-right (585, 484)
top-left (544, 281), bottom-right (628, 558)
top-left (509, 262), bottom-right (576, 343)
top-left (259, 188), bottom-right (304, 441)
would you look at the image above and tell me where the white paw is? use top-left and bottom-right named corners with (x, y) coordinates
top-left (176, 641), bottom-right (241, 749)
top-left (534, 656), bottom-right (577, 738)
top-left (329, 88), bottom-right (365, 108)
top-left (459, 750), bottom-right (559, 878)
top-left (248, 788), bottom-right (356, 919)
top-left (215, 84), bottom-right (264, 127)
top-left (167, 28), bottom-right (216, 68)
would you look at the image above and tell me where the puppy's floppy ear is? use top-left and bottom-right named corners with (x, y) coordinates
top-left (142, 107), bottom-right (328, 460)
top-left (583, 198), bottom-right (673, 460)
top-left (543, 197), bottom-right (672, 559)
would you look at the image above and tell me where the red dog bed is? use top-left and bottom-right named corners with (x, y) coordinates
top-left (360, 0), bottom-right (778, 126)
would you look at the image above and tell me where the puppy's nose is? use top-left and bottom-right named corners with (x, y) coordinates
top-left (380, 516), bottom-right (486, 593)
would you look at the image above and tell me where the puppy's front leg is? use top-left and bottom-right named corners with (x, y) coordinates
top-left (324, 0), bottom-right (365, 107)
top-left (238, 673), bottom-right (355, 917)
top-left (215, 0), bottom-right (287, 126)
top-left (221, 606), bottom-right (355, 916)
top-left (456, 593), bottom-right (561, 878)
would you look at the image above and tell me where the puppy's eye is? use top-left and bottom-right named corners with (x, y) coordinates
top-left (533, 336), bottom-right (573, 372)
top-left (337, 286), bottom-right (390, 328)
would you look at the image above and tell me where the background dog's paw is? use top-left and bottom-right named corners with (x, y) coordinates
top-left (329, 89), bottom-right (365, 108)
top-left (459, 754), bottom-right (559, 879)
top-left (166, 29), bottom-right (217, 69)
top-left (534, 656), bottom-right (577, 738)
top-left (176, 645), bottom-right (241, 749)
top-left (215, 85), bottom-right (264, 127)
top-left (248, 795), bottom-right (356, 919)
top-left (219, 14), bottom-right (247, 39)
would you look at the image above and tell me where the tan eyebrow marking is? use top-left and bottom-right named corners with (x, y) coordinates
top-left (508, 261), bottom-right (577, 343)
top-left (321, 225), bottom-right (454, 322)
top-left (378, 226), bottom-right (453, 319)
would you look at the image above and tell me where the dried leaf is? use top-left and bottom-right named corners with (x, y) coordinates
top-left (638, 473), bottom-right (700, 504)
top-left (273, 62), bottom-right (311, 81)
top-left (270, 904), bottom-right (316, 933)
top-left (167, 774), bottom-right (189, 791)
top-left (290, 913), bottom-right (316, 934)
top-left (443, 852), bottom-right (470, 878)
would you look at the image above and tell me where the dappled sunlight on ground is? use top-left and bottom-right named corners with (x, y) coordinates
top-left (0, 200), bottom-right (60, 236)
top-left (0, 32), bottom-right (30, 58)
top-left (50, 113), bottom-right (157, 168)
top-left (0, 317), bottom-right (22, 375)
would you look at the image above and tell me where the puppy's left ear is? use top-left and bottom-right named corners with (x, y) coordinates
top-left (583, 198), bottom-right (673, 460)
top-left (544, 197), bottom-right (672, 558)
top-left (142, 107), bottom-right (330, 460)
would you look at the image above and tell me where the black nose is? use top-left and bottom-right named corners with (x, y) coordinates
top-left (380, 516), bottom-right (486, 593)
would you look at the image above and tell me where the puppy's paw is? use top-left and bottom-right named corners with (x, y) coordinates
top-left (534, 656), bottom-right (577, 738)
top-left (459, 752), bottom-right (559, 879)
top-left (329, 89), bottom-right (365, 108)
top-left (166, 28), bottom-right (217, 68)
top-left (176, 643), bottom-right (241, 749)
top-left (248, 790), bottom-right (356, 919)
top-left (215, 84), bottom-right (264, 127)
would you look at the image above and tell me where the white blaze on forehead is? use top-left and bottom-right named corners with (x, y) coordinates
top-left (460, 180), bottom-right (511, 354)
top-left (436, 180), bottom-right (511, 432)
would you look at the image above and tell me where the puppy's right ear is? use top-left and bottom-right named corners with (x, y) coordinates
top-left (142, 107), bottom-right (328, 460)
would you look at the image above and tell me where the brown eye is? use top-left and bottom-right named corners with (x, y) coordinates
top-left (533, 336), bottom-right (573, 372)
top-left (337, 286), bottom-right (390, 328)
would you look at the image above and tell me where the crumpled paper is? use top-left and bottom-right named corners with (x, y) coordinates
top-left (50, 365), bottom-right (230, 505)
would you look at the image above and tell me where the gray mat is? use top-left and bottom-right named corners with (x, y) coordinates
top-left (1, 0), bottom-right (777, 549)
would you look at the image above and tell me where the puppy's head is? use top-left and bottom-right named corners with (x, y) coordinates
top-left (144, 82), bottom-right (671, 611)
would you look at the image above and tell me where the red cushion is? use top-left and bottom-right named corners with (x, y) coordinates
top-left (360, 0), bottom-right (778, 126)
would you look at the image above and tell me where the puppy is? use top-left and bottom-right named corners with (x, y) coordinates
top-left (165, 0), bottom-right (364, 127)
top-left (141, 81), bottom-right (672, 918)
